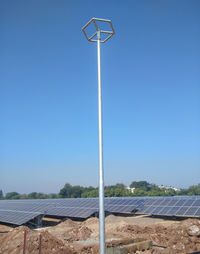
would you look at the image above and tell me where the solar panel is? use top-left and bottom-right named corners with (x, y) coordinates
top-left (0, 196), bottom-right (200, 226)
top-left (176, 206), bottom-right (189, 215)
top-left (45, 207), bottom-right (97, 218)
top-left (0, 209), bottom-right (41, 225)
top-left (193, 200), bottom-right (200, 206)
top-left (184, 207), bottom-right (199, 216)
top-left (136, 196), bottom-right (200, 217)
top-left (195, 208), bottom-right (200, 216)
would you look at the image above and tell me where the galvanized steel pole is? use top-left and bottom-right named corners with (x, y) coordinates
top-left (82, 18), bottom-right (115, 254)
top-left (97, 30), bottom-right (105, 254)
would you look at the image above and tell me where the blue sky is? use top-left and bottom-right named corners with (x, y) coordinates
top-left (1, 0), bottom-right (200, 194)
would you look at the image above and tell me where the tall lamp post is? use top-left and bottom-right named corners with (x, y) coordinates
top-left (82, 18), bottom-right (115, 254)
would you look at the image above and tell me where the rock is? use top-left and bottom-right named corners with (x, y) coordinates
top-left (187, 225), bottom-right (200, 236)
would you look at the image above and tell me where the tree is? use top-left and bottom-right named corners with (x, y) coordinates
top-left (59, 183), bottom-right (73, 198)
top-left (132, 188), bottom-right (147, 196)
top-left (130, 181), bottom-right (152, 191)
top-left (82, 189), bottom-right (98, 198)
top-left (187, 185), bottom-right (200, 195)
top-left (5, 192), bottom-right (20, 199)
top-left (20, 194), bottom-right (28, 199)
top-left (0, 190), bottom-right (3, 199)
top-left (104, 184), bottom-right (129, 197)
top-left (36, 193), bottom-right (48, 199)
top-left (115, 183), bottom-right (126, 190)
top-left (71, 185), bottom-right (83, 198)
top-left (178, 185), bottom-right (200, 196)
top-left (165, 188), bottom-right (176, 196)
top-left (48, 193), bottom-right (58, 199)
top-left (28, 192), bottom-right (38, 199)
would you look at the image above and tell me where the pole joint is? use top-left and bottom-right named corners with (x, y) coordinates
top-left (97, 30), bottom-right (101, 40)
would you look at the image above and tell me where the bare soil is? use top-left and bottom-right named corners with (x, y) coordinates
top-left (0, 215), bottom-right (200, 253)
top-left (0, 224), bottom-right (12, 233)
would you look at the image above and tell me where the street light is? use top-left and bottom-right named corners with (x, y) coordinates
top-left (82, 18), bottom-right (115, 254)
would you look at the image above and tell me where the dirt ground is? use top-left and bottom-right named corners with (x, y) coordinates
top-left (0, 215), bottom-right (200, 254)
top-left (0, 224), bottom-right (12, 233)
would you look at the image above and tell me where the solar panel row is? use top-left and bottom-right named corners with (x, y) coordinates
top-left (0, 196), bottom-right (199, 226)
top-left (0, 209), bottom-right (40, 225)
top-left (137, 205), bottom-right (200, 216)
top-left (0, 197), bottom-right (138, 218)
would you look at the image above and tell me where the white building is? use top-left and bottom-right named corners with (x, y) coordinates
top-left (126, 187), bottom-right (135, 193)
top-left (158, 185), bottom-right (180, 192)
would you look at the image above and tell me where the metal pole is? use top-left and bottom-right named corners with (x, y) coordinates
top-left (82, 18), bottom-right (114, 254)
top-left (97, 30), bottom-right (105, 254)
top-left (39, 234), bottom-right (42, 254)
top-left (23, 230), bottom-right (27, 254)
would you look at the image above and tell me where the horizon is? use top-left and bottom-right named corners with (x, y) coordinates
top-left (1, 180), bottom-right (199, 196)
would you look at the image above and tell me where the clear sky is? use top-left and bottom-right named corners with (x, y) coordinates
top-left (1, 0), bottom-right (200, 194)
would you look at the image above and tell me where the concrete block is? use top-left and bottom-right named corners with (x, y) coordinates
top-left (123, 240), bottom-right (152, 252)
top-left (106, 246), bottom-right (127, 254)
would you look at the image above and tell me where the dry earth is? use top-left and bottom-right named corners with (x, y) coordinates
top-left (0, 215), bottom-right (200, 253)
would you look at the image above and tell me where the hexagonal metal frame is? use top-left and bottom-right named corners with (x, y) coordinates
top-left (82, 17), bottom-right (115, 43)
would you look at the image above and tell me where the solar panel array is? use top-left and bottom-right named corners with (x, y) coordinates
top-left (0, 196), bottom-right (199, 226)
top-left (136, 196), bottom-right (200, 217)
top-left (0, 198), bottom-right (138, 222)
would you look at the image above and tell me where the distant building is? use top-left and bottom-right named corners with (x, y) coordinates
top-left (126, 187), bottom-right (135, 193)
top-left (158, 185), bottom-right (180, 192)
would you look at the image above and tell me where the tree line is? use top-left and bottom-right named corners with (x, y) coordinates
top-left (1, 181), bottom-right (200, 200)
